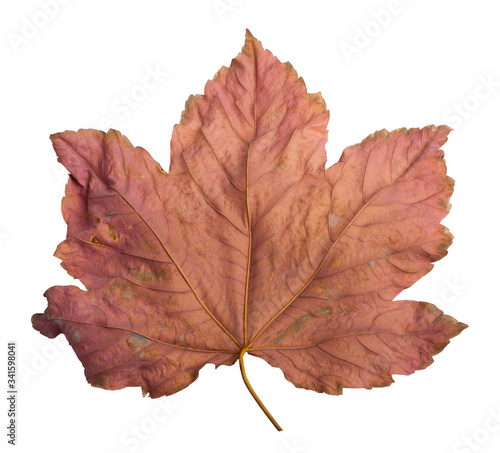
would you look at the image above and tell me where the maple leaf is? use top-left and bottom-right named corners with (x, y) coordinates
top-left (32, 30), bottom-right (467, 431)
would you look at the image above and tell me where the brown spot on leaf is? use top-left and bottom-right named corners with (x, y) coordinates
top-left (93, 373), bottom-right (108, 388)
top-left (91, 236), bottom-right (104, 246)
top-left (133, 270), bottom-right (157, 282)
top-left (107, 223), bottom-right (119, 240)
top-left (110, 280), bottom-right (136, 299)
top-left (274, 161), bottom-right (287, 173)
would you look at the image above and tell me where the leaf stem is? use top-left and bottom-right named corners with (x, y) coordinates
top-left (239, 348), bottom-right (283, 431)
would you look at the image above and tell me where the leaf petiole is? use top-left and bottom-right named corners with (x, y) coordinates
top-left (239, 348), bottom-right (283, 431)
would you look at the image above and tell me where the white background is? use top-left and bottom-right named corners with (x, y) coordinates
top-left (1, 1), bottom-right (499, 452)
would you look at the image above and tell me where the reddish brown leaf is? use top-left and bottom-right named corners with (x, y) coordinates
top-left (32, 30), bottom-right (466, 430)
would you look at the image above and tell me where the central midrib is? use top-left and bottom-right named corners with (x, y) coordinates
top-left (243, 38), bottom-right (258, 347)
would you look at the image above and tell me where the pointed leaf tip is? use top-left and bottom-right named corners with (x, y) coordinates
top-left (245, 28), bottom-right (255, 40)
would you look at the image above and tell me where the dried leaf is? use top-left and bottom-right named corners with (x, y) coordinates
top-left (33, 30), bottom-right (466, 430)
